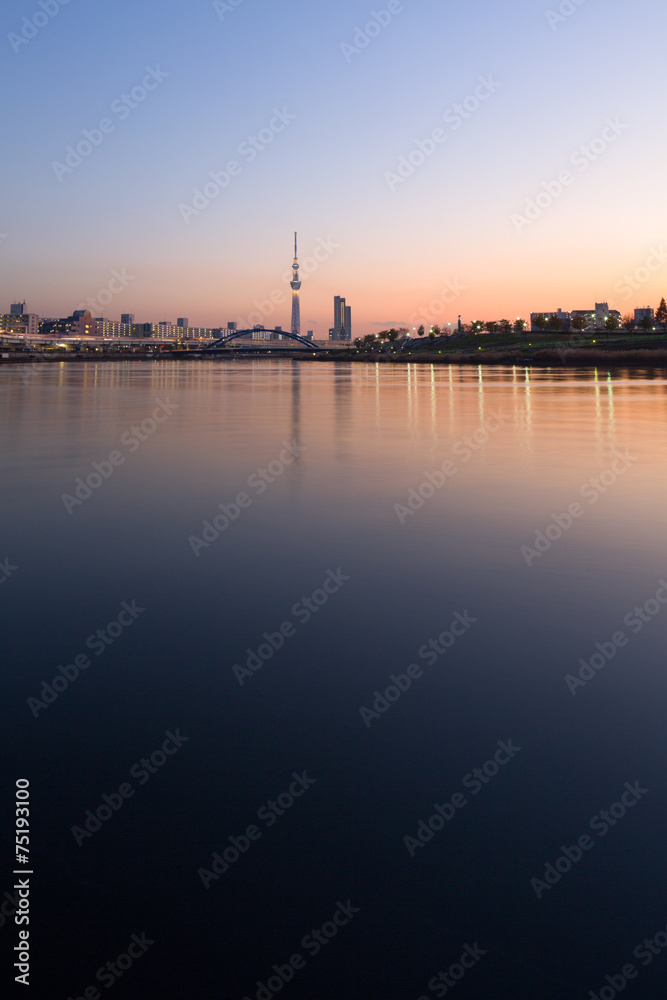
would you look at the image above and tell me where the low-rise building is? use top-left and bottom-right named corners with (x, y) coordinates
top-left (530, 308), bottom-right (571, 331)
top-left (634, 308), bottom-right (654, 328)
top-left (532, 303), bottom-right (622, 332)
top-left (39, 309), bottom-right (96, 339)
top-left (1, 303), bottom-right (40, 340)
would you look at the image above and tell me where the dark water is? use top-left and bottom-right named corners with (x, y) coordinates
top-left (2, 359), bottom-right (666, 999)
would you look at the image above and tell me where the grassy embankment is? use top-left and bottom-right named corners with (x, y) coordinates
top-left (311, 331), bottom-right (667, 367)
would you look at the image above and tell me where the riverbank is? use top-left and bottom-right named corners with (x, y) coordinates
top-left (0, 352), bottom-right (160, 365)
top-left (308, 347), bottom-right (667, 368)
top-left (3, 346), bottom-right (667, 369)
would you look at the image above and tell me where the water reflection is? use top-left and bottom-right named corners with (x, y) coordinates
top-left (3, 359), bottom-right (667, 1000)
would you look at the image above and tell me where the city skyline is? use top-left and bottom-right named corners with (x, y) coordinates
top-left (4, 236), bottom-right (665, 337)
top-left (2, 0), bottom-right (666, 335)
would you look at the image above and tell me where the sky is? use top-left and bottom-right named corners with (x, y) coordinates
top-left (1, 0), bottom-right (666, 336)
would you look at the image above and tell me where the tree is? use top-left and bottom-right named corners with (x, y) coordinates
top-left (484, 321), bottom-right (498, 334)
top-left (498, 319), bottom-right (512, 334)
top-left (656, 298), bottom-right (667, 330)
top-left (640, 314), bottom-right (654, 332)
top-left (417, 325), bottom-right (425, 337)
top-left (532, 314), bottom-right (547, 332)
top-left (570, 314), bottom-right (588, 333)
top-left (622, 315), bottom-right (635, 332)
top-left (471, 320), bottom-right (484, 334)
top-left (431, 325), bottom-right (441, 338)
top-left (514, 318), bottom-right (527, 334)
top-left (547, 314), bottom-right (563, 332)
top-left (387, 329), bottom-right (398, 343)
top-left (604, 314), bottom-right (620, 332)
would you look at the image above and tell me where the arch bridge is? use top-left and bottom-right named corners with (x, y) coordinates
top-left (203, 328), bottom-right (322, 352)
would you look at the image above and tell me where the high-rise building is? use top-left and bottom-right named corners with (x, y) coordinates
top-left (121, 313), bottom-right (135, 324)
top-left (177, 318), bottom-right (189, 328)
top-left (332, 296), bottom-right (352, 341)
top-left (333, 296), bottom-right (344, 339)
top-left (290, 232), bottom-right (301, 337)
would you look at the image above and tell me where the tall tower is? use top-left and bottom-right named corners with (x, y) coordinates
top-left (290, 232), bottom-right (301, 337)
top-left (333, 296), bottom-right (351, 341)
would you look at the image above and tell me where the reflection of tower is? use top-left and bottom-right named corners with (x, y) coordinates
top-left (290, 232), bottom-right (301, 337)
top-left (291, 359), bottom-right (301, 452)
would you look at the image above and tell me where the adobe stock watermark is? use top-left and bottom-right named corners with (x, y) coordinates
top-left (553, 331), bottom-right (592, 363)
top-left (26, 600), bottom-right (145, 717)
top-left (529, 781), bottom-right (648, 899)
top-left (0, 886), bottom-right (21, 932)
top-left (14, 364), bottom-right (42, 387)
top-left (613, 246), bottom-right (667, 302)
top-left (587, 916), bottom-right (667, 1000)
top-left (232, 569), bottom-right (349, 685)
top-left (385, 76), bottom-right (501, 192)
top-left (213, 0), bottom-right (244, 21)
top-left (76, 268), bottom-right (135, 317)
top-left (52, 67), bottom-right (169, 182)
top-left (238, 235), bottom-right (339, 329)
top-left (0, 558), bottom-right (18, 586)
top-left (8, 0), bottom-right (73, 54)
top-left (188, 438), bottom-right (305, 556)
top-left (565, 578), bottom-right (667, 695)
top-left (417, 942), bottom-right (488, 1000)
top-left (179, 108), bottom-right (296, 224)
top-left (65, 932), bottom-right (155, 997)
top-left (240, 900), bottom-right (360, 1000)
top-left (546, 0), bottom-right (589, 31)
top-left (70, 729), bottom-right (189, 846)
top-left (341, 1), bottom-right (405, 62)
top-left (359, 611), bottom-right (477, 727)
top-left (197, 771), bottom-right (317, 888)
top-left (403, 739), bottom-right (522, 856)
top-left (61, 398), bottom-right (178, 514)
top-left (521, 449), bottom-right (636, 565)
top-left (512, 117), bottom-right (628, 233)
top-left (408, 278), bottom-right (468, 328)
top-left (394, 411), bottom-right (505, 524)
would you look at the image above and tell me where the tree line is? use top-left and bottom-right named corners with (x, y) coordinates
top-left (353, 298), bottom-right (667, 346)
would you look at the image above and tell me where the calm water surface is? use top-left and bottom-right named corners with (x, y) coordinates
top-left (2, 360), bottom-right (666, 999)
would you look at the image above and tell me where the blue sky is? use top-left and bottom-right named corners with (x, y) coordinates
top-left (2, 0), bottom-right (665, 333)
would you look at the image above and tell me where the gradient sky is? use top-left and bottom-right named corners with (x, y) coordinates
top-left (1, 0), bottom-right (666, 335)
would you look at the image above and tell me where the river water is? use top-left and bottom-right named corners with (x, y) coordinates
top-left (2, 359), bottom-right (666, 999)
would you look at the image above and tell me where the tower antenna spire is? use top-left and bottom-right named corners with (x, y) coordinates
top-left (290, 231), bottom-right (301, 337)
